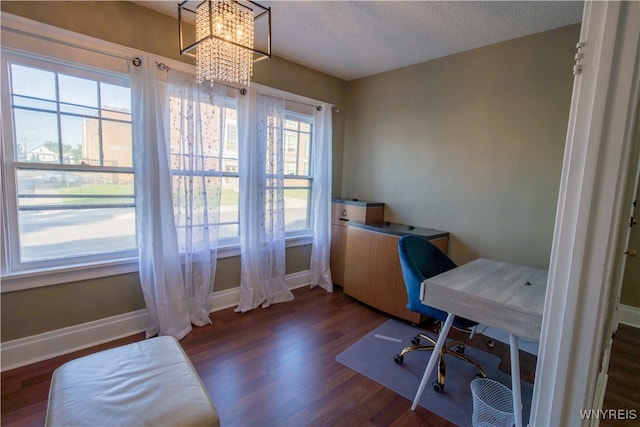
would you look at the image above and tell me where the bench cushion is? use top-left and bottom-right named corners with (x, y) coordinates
top-left (45, 336), bottom-right (219, 427)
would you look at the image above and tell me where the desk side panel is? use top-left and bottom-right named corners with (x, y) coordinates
top-left (344, 226), bottom-right (424, 323)
top-left (424, 283), bottom-right (543, 341)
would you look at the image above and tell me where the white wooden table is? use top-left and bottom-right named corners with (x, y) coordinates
top-left (412, 258), bottom-right (548, 427)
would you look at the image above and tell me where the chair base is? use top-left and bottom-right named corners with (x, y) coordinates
top-left (394, 332), bottom-right (486, 392)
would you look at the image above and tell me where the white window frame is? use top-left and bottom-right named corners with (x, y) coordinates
top-left (0, 13), bottom-right (145, 291)
top-left (282, 110), bottom-right (314, 237)
top-left (1, 50), bottom-right (137, 270)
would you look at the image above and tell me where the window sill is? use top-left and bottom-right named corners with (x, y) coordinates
top-left (1, 258), bottom-right (140, 293)
top-left (1, 234), bottom-right (314, 293)
top-left (215, 234), bottom-right (313, 258)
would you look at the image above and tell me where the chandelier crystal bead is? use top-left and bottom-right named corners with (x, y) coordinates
top-left (180, 0), bottom-right (270, 86)
top-left (195, 1), bottom-right (254, 86)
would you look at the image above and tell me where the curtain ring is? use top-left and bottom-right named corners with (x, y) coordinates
top-left (316, 105), bottom-right (322, 111)
top-left (132, 57), bottom-right (142, 67)
top-left (240, 88), bottom-right (247, 95)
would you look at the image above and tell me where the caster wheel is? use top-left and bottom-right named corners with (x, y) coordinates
top-left (411, 337), bottom-right (420, 346)
top-left (432, 382), bottom-right (444, 392)
top-left (393, 354), bottom-right (404, 364)
top-left (455, 344), bottom-right (465, 354)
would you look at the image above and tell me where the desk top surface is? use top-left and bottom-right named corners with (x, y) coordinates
top-left (347, 221), bottom-right (449, 240)
top-left (421, 258), bottom-right (548, 341)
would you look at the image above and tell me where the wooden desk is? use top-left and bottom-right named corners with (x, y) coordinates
top-left (330, 199), bottom-right (384, 286)
top-left (414, 258), bottom-right (548, 427)
top-left (344, 222), bottom-right (449, 323)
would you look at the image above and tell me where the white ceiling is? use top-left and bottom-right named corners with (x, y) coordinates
top-left (132, 1), bottom-right (584, 81)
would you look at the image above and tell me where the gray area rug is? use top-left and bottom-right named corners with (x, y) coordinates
top-left (336, 319), bottom-right (533, 426)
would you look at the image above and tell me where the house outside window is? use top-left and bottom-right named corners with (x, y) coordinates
top-left (1, 52), bottom-right (136, 273)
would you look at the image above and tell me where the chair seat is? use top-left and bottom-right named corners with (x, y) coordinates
top-left (408, 301), bottom-right (478, 330)
top-left (396, 235), bottom-right (484, 390)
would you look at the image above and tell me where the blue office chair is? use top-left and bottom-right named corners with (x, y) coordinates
top-left (395, 235), bottom-right (486, 392)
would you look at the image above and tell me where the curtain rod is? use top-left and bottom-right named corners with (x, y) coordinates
top-left (3, 26), bottom-right (137, 63)
top-left (154, 61), bottom-right (338, 112)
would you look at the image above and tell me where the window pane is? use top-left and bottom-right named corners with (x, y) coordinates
top-left (172, 173), bottom-right (239, 245)
top-left (16, 169), bottom-right (135, 262)
top-left (13, 109), bottom-right (59, 163)
top-left (221, 175), bottom-right (239, 203)
top-left (284, 119), bottom-right (298, 130)
top-left (19, 169), bottom-right (134, 202)
top-left (10, 64), bottom-right (56, 100)
top-left (18, 207), bottom-right (136, 262)
top-left (281, 114), bottom-right (313, 233)
top-left (222, 157), bottom-right (238, 174)
top-left (101, 83), bottom-right (131, 121)
top-left (284, 186), bottom-right (309, 231)
top-left (218, 224), bottom-right (239, 240)
top-left (102, 120), bottom-right (133, 167)
top-left (221, 176), bottom-right (239, 239)
top-left (60, 104), bottom-right (98, 116)
top-left (284, 177), bottom-right (311, 188)
top-left (284, 130), bottom-right (297, 152)
top-left (203, 153), bottom-right (222, 172)
top-left (58, 74), bottom-right (98, 108)
top-left (12, 95), bottom-right (57, 111)
top-left (61, 115), bottom-right (96, 164)
top-left (169, 100), bottom-right (239, 242)
top-left (224, 120), bottom-right (238, 153)
top-left (101, 82), bottom-right (131, 112)
top-left (38, 170), bottom-right (85, 187)
top-left (299, 133), bottom-right (311, 175)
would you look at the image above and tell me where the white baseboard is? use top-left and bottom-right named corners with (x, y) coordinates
top-left (618, 304), bottom-right (640, 328)
top-left (1, 270), bottom-right (312, 372)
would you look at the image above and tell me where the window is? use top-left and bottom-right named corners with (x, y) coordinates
top-left (167, 94), bottom-right (315, 245)
top-left (283, 113), bottom-right (313, 233)
top-left (1, 52), bottom-right (136, 272)
top-left (168, 93), bottom-right (240, 245)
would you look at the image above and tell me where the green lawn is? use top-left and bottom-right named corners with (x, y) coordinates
top-left (55, 184), bottom-right (133, 205)
top-left (56, 185), bottom-right (307, 205)
top-left (56, 184), bottom-right (133, 195)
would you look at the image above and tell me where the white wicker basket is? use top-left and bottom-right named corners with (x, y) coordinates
top-left (470, 378), bottom-right (515, 427)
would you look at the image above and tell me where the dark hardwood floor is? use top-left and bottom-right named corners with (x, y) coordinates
top-left (601, 323), bottom-right (640, 426)
top-left (1, 286), bottom-right (636, 426)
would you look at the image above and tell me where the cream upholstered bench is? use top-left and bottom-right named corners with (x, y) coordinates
top-left (45, 336), bottom-right (219, 427)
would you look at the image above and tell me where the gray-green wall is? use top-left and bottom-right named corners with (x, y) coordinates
top-left (342, 24), bottom-right (580, 269)
top-left (0, 1), bottom-right (343, 341)
top-left (621, 170), bottom-right (640, 309)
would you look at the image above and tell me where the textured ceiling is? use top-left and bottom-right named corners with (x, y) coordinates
top-left (133, 1), bottom-right (584, 81)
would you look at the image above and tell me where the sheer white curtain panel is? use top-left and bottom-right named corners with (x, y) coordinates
top-left (309, 104), bottom-right (333, 292)
top-left (166, 69), bottom-right (225, 326)
top-left (132, 60), bottom-right (191, 339)
top-left (236, 89), bottom-right (294, 312)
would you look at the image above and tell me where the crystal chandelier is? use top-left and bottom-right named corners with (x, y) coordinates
top-left (179, 1), bottom-right (271, 86)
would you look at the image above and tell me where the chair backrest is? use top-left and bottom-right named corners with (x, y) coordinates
top-left (397, 235), bottom-right (457, 316)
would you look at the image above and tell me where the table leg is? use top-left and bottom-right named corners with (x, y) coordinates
top-left (411, 312), bottom-right (455, 411)
top-left (509, 334), bottom-right (523, 427)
